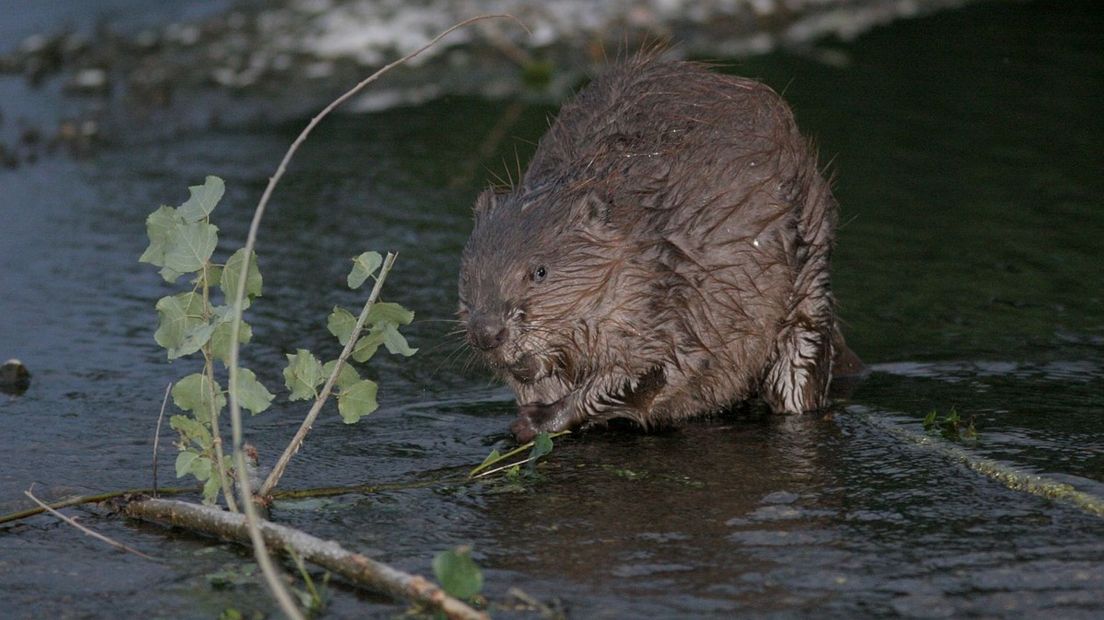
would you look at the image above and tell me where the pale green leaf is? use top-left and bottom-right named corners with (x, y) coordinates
top-left (139, 205), bottom-right (183, 267)
top-left (367, 302), bottom-right (415, 326)
top-left (530, 432), bottom-right (554, 462)
top-left (190, 455), bottom-right (213, 481)
top-left (194, 265), bottom-right (222, 288)
top-left (161, 221), bottom-right (218, 282)
top-left (235, 368), bottom-right (274, 415)
top-left (479, 449), bottom-right (501, 468)
top-left (381, 322), bottom-right (418, 357)
top-left (170, 414), bottom-right (212, 450)
top-left (350, 327), bottom-right (386, 363)
top-left (283, 349), bottom-right (324, 401)
top-left (178, 175), bottom-right (226, 223)
top-left (221, 248), bottom-right (263, 306)
top-left (158, 265), bottom-right (186, 283)
top-left (433, 547), bottom-right (483, 600)
top-left (322, 360), bottom-right (361, 392)
top-left (336, 379), bottom-right (378, 424)
top-left (347, 251), bottom-right (383, 289)
top-left (210, 320), bottom-right (252, 366)
top-left (170, 321), bottom-right (218, 360)
top-left (154, 292), bottom-right (207, 354)
top-left (175, 450), bottom-right (200, 478)
top-left (202, 476), bottom-right (221, 505)
top-left (326, 306), bottom-right (357, 345)
top-left (172, 373), bottom-right (226, 423)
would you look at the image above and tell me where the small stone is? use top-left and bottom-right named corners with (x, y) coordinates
top-left (0, 359), bottom-right (31, 396)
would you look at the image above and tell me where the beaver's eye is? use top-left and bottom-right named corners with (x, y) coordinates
top-left (531, 265), bottom-right (548, 283)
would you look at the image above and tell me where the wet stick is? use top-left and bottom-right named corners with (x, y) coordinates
top-left (122, 498), bottom-right (488, 620)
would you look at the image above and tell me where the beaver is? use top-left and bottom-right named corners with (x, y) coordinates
top-left (458, 57), bottom-right (861, 442)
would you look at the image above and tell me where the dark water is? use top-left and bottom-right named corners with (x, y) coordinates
top-left (2, 0), bottom-right (1103, 617)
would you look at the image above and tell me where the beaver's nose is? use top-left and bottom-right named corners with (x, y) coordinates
top-left (470, 316), bottom-right (508, 351)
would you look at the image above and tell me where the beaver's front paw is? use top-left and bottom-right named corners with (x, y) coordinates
top-left (510, 414), bottom-right (539, 443)
top-left (512, 402), bottom-right (562, 443)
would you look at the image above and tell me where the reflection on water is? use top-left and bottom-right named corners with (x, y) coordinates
top-left (1, 0), bottom-right (1103, 617)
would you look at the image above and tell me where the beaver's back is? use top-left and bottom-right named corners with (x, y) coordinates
top-left (462, 58), bottom-right (850, 440)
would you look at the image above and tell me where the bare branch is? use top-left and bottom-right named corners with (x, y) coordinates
top-left (125, 498), bottom-right (488, 620)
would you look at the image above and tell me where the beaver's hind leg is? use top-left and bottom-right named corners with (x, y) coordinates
top-left (761, 164), bottom-right (838, 414)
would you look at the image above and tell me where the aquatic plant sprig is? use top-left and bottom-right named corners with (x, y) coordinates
top-left (469, 430), bottom-right (568, 479)
top-left (139, 175), bottom-right (273, 509)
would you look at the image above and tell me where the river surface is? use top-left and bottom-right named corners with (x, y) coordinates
top-left (1, 1), bottom-right (1102, 617)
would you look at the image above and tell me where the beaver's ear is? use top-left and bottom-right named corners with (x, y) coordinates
top-left (473, 188), bottom-right (502, 222)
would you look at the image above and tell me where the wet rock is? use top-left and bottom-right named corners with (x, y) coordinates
top-left (0, 359), bottom-right (31, 396)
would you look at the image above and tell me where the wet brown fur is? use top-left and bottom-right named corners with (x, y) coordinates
top-left (458, 57), bottom-right (860, 441)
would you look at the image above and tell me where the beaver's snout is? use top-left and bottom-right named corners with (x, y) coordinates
top-left (468, 314), bottom-right (508, 351)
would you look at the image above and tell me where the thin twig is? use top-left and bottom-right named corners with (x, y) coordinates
top-left (152, 382), bottom-right (172, 497)
top-left (259, 252), bottom-right (397, 497)
top-left (222, 15), bottom-right (527, 620)
top-left (24, 487), bottom-right (158, 561)
top-left (0, 486), bottom-right (197, 526)
top-left (471, 456), bottom-right (537, 479)
top-left (468, 430), bottom-right (570, 478)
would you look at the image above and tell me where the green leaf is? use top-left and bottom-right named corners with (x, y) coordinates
top-left (350, 328), bottom-right (386, 363)
top-left (381, 322), bottom-right (418, 357)
top-left (178, 175), bottom-right (226, 223)
top-left (172, 321), bottom-right (219, 360)
top-left (202, 475), bottom-right (221, 505)
top-left (432, 547), bottom-right (483, 600)
top-left (154, 292), bottom-right (207, 354)
top-left (530, 432), bottom-right (554, 464)
top-left (170, 414), bottom-right (213, 450)
top-left (160, 221), bottom-right (218, 282)
top-left (336, 379), bottom-right (378, 424)
top-left (210, 320), bottom-right (252, 366)
top-left (347, 251), bottom-right (383, 289)
top-left (191, 455), bottom-right (214, 481)
top-left (283, 349), bottom-right (324, 401)
top-left (235, 368), bottom-right (274, 415)
top-left (139, 205), bottom-right (184, 267)
top-left (200, 265), bottom-right (223, 288)
top-left (175, 450), bottom-right (200, 478)
top-left (367, 302), bottom-right (414, 326)
top-left (479, 449), bottom-right (501, 469)
top-left (172, 373), bottom-right (226, 423)
top-left (221, 248), bottom-right (263, 306)
top-left (326, 306), bottom-right (357, 346)
top-left (922, 410), bottom-right (938, 430)
top-left (322, 360), bottom-right (361, 392)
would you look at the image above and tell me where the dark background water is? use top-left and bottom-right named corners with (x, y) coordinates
top-left (1, 1), bottom-right (1102, 617)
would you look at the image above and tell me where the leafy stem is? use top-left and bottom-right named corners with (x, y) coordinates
top-left (258, 252), bottom-right (397, 498)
